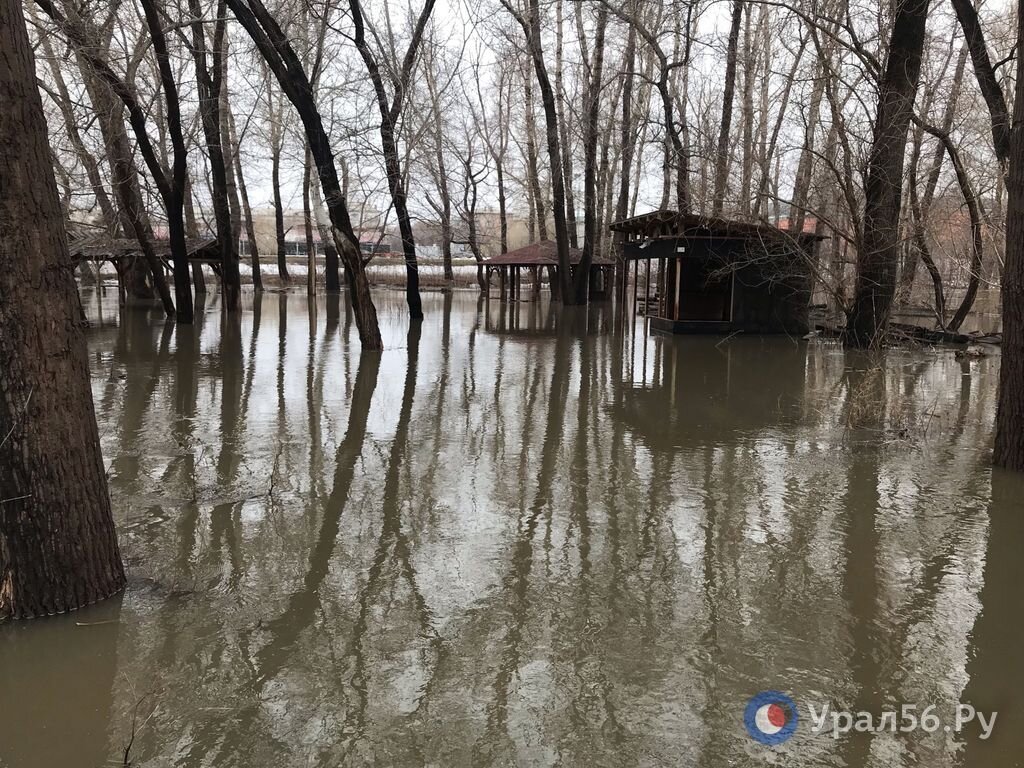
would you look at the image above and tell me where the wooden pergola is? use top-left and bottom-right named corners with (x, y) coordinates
top-left (482, 240), bottom-right (614, 301)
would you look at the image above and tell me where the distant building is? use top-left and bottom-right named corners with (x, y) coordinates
top-left (240, 205), bottom-right (395, 256)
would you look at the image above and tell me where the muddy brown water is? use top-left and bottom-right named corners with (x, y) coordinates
top-left (1, 289), bottom-right (1022, 768)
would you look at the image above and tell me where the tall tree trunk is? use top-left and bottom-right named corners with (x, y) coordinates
top-left (789, 63), bottom-right (826, 232)
top-left (425, 57), bottom-right (454, 286)
top-left (303, 147), bottom-right (317, 296)
top-left (614, 4), bottom-right (638, 295)
top-left (994, 0), bottom-right (1024, 470)
top-left (270, 118), bottom-right (289, 282)
top-left (712, 0), bottom-right (744, 216)
top-left (557, 0), bottom-right (578, 248)
top-left (846, 0), bottom-right (930, 347)
top-left (573, 5), bottom-right (608, 302)
top-left (138, 0), bottom-right (193, 323)
top-left (189, 0), bottom-right (239, 311)
top-left (522, 68), bottom-right (548, 242)
top-left (234, 107), bottom-right (262, 292)
top-left (738, 2), bottom-right (757, 216)
top-left (463, 159), bottom-right (485, 289)
top-left (0, 0), bottom-right (126, 618)
top-left (219, 31), bottom-right (245, 297)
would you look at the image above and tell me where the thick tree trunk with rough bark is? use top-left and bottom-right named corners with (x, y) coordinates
top-left (994, 0), bottom-right (1024, 471)
top-left (0, 0), bottom-right (125, 619)
top-left (846, 0), bottom-right (930, 347)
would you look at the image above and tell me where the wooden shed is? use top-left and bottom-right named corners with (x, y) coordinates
top-left (610, 210), bottom-right (823, 335)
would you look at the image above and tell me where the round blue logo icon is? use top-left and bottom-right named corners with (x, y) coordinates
top-left (744, 690), bottom-right (799, 745)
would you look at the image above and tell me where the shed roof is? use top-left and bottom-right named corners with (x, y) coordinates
top-left (483, 240), bottom-right (614, 267)
top-left (609, 209), bottom-right (825, 243)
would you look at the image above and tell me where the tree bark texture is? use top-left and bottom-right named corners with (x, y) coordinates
top-left (846, 0), bottom-right (930, 347)
top-left (1, 0), bottom-right (126, 619)
top-left (993, 0), bottom-right (1024, 471)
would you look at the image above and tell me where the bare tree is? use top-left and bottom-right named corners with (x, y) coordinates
top-left (226, 0), bottom-right (382, 348)
top-left (349, 0), bottom-right (437, 320)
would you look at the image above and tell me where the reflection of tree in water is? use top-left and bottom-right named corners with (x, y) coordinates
top-left (331, 323), bottom-right (443, 764)
top-left (473, 320), bottom-right (574, 765)
top-left (73, 296), bottom-right (1007, 767)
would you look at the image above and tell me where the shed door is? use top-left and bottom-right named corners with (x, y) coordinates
top-left (675, 258), bottom-right (733, 322)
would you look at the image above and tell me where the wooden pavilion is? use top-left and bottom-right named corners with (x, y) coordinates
top-left (610, 210), bottom-right (823, 335)
top-left (482, 240), bottom-right (614, 301)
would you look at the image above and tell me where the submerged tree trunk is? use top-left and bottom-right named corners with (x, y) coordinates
top-left (227, 0), bottom-right (382, 349)
top-left (574, 5), bottom-right (608, 303)
top-left (183, 176), bottom-right (207, 293)
top-left (1, 0), bottom-right (126, 618)
top-left (188, 0), bottom-right (239, 311)
top-left (846, 0), bottom-right (930, 347)
top-left (271, 123), bottom-right (289, 282)
top-left (994, 0), bottom-right (1024, 471)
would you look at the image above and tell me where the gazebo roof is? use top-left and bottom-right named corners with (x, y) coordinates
top-left (609, 209), bottom-right (825, 243)
top-left (483, 240), bottom-right (614, 267)
top-left (70, 236), bottom-right (220, 262)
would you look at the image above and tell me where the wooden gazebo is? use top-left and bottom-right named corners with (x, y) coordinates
top-left (483, 240), bottom-right (614, 301)
top-left (69, 235), bottom-right (221, 272)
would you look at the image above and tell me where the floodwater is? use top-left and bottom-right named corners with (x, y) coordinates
top-left (1, 289), bottom-right (1022, 768)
